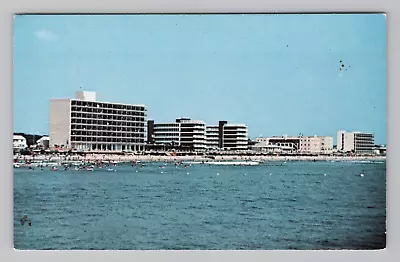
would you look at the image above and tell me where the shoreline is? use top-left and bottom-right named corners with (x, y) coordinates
top-left (14, 154), bottom-right (387, 163)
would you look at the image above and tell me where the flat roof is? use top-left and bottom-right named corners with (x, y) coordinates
top-left (71, 99), bottom-right (147, 107)
top-left (50, 98), bottom-right (146, 107)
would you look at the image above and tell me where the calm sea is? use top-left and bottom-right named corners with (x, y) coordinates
top-left (13, 160), bottom-right (386, 250)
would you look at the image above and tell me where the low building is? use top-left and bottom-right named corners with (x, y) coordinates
top-left (299, 136), bottom-right (333, 154)
top-left (373, 145), bottom-right (386, 156)
top-left (251, 142), bottom-right (289, 153)
top-left (255, 135), bottom-right (333, 154)
top-left (36, 136), bottom-right (50, 149)
top-left (337, 130), bottom-right (375, 154)
top-left (256, 136), bottom-right (300, 152)
top-left (13, 135), bottom-right (27, 151)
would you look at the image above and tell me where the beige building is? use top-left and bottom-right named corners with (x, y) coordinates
top-left (49, 91), bottom-right (147, 152)
top-left (299, 136), bottom-right (333, 154)
top-left (255, 135), bottom-right (333, 154)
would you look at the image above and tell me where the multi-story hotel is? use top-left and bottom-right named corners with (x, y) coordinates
top-left (337, 130), bottom-right (374, 154)
top-left (147, 118), bottom-right (206, 151)
top-left (147, 119), bottom-right (248, 151)
top-left (49, 91), bottom-right (147, 152)
top-left (221, 123), bottom-right (248, 150)
top-left (255, 135), bottom-right (333, 154)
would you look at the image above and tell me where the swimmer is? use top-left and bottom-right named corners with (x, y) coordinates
top-left (20, 215), bottom-right (28, 225)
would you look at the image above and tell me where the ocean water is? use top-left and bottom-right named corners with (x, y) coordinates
top-left (13, 161), bottom-right (386, 250)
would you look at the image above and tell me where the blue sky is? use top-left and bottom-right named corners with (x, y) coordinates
top-left (13, 14), bottom-right (386, 144)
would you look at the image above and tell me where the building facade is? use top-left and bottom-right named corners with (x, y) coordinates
top-left (147, 119), bottom-right (248, 151)
top-left (337, 130), bottom-right (375, 154)
top-left (49, 91), bottom-right (147, 152)
top-left (205, 126), bottom-right (219, 150)
top-left (256, 136), bottom-right (300, 152)
top-left (255, 135), bottom-right (333, 154)
top-left (221, 123), bottom-right (248, 150)
top-left (147, 118), bottom-right (206, 151)
top-left (299, 136), bottom-right (333, 154)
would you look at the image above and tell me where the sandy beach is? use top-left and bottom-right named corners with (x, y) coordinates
top-left (14, 154), bottom-right (387, 163)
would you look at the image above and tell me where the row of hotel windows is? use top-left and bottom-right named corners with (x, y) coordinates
top-left (71, 119), bottom-right (145, 127)
top-left (223, 131), bottom-right (248, 135)
top-left (71, 125), bottom-right (145, 132)
top-left (71, 108), bottom-right (145, 117)
top-left (153, 129), bottom-right (180, 133)
top-left (355, 134), bottom-right (374, 137)
top-left (154, 124), bottom-right (180, 128)
top-left (154, 133), bottom-right (180, 137)
top-left (71, 113), bottom-right (145, 121)
top-left (71, 100), bottom-right (146, 111)
top-left (71, 131), bottom-right (145, 137)
top-left (71, 136), bottom-right (145, 143)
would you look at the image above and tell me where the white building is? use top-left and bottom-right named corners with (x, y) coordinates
top-left (337, 130), bottom-right (375, 154)
top-left (13, 135), bottom-right (27, 151)
top-left (152, 122), bottom-right (180, 146)
top-left (255, 136), bottom-right (300, 152)
top-left (148, 119), bottom-right (248, 151)
top-left (205, 126), bottom-right (219, 150)
top-left (251, 142), bottom-right (288, 153)
top-left (49, 91), bottom-right (147, 152)
top-left (148, 118), bottom-right (206, 151)
top-left (36, 136), bottom-right (50, 149)
top-left (222, 124), bottom-right (248, 150)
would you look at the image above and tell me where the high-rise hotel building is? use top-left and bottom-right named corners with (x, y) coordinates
top-left (49, 91), bottom-right (147, 152)
top-left (337, 130), bottom-right (374, 154)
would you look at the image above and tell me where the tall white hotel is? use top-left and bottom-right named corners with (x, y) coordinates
top-left (49, 91), bottom-right (147, 152)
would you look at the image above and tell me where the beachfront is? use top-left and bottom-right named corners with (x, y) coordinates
top-left (14, 153), bottom-right (386, 164)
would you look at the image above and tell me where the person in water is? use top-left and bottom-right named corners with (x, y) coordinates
top-left (20, 215), bottom-right (29, 226)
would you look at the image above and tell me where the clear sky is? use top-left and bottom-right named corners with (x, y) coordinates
top-left (13, 14), bottom-right (386, 144)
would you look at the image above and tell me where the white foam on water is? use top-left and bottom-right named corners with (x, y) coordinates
top-left (324, 174), bottom-right (327, 176)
